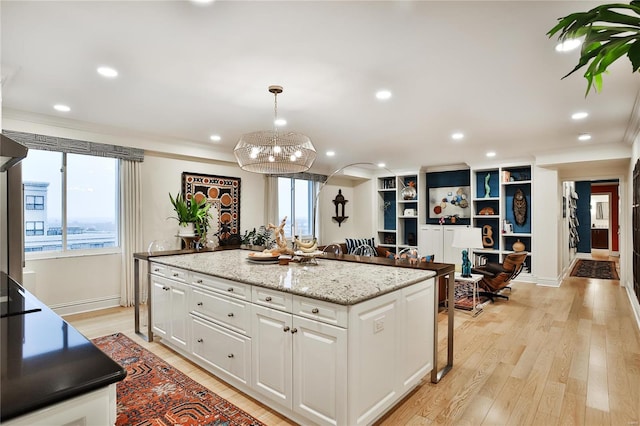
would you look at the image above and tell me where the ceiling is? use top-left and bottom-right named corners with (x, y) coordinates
top-left (1, 1), bottom-right (639, 175)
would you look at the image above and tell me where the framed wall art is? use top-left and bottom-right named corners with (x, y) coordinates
top-left (428, 186), bottom-right (471, 219)
top-left (182, 172), bottom-right (241, 243)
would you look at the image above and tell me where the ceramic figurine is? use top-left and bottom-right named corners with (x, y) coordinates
top-left (484, 173), bottom-right (491, 198)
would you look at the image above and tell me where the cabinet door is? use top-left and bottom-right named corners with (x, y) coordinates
top-left (252, 304), bottom-right (293, 408)
top-left (150, 275), bottom-right (170, 338)
top-left (399, 279), bottom-right (434, 391)
top-left (292, 315), bottom-right (347, 426)
top-left (442, 226), bottom-right (460, 265)
top-left (169, 281), bottom-right (189, 350)
top-left (418, 226), bottom-right (443, 261)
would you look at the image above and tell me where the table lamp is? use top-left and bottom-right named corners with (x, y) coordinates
top-left (452, 227), bottom-right (484, 278)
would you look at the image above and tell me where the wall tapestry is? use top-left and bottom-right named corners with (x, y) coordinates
top-left (428, 186), bottom-right (470, 219)
top-left (182, 172), bottom-right (241, 243)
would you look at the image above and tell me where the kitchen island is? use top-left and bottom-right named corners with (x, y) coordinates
top-left (0, 272), bottom-right (127, 425)
top-left (140, 249), bottom-right (442, 426)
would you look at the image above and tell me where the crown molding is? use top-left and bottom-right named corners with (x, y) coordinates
top-left (624, 88), bottom-right (640, 146)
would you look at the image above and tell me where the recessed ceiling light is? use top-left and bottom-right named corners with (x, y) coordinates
top-left (571, 111), bottom-right (588, 120)
top-left (97, 66), bottom-right (118, 78)
top-left (210, 135), bottom-right (221, 142)
top-left (375, 90), bottom-right (392, 100)
top-left (555, 39), bottom-right (581, 52)
top-left (274, 118), bottom-right (287, 127)
top-left (377, 162), bottom-right (386, 168)
top-left (326, 151), bottom-right (335, 157)
top-left (578, 134), bottom-right (592, 141)
top-left (486, 151), bottom-right (496, 158)
top-left (451, 132), bottom-right (464, 140)
top-left (54, 104), bottom-right (70, 112)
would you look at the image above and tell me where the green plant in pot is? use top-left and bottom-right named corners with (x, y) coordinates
top-left (547, 1), bottom-right (640, 95)
top-left (169, 192), bottom-right (212, 238)
top-left (241, 226), bottom-right (273, 250)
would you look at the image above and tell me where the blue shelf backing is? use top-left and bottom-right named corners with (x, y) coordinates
top-left (504, 184), bottom-right (532, 233)
top-left (475, 170), bottom-right (499, 198)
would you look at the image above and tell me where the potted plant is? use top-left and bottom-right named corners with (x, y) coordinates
top-left (547, 1), bottom-right (640, 95)
top-left (241, 226), bottom-right (273, 251)
top-left (168, 192), bottom-right (212, 238)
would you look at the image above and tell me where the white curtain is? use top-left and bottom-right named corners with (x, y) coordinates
top-left (265, 175), bottom-right (279, 226)
top-left (120, 160), bottom-right (143, 306)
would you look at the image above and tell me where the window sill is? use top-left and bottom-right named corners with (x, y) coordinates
top-left (25, 247), bottom-right (122, 261)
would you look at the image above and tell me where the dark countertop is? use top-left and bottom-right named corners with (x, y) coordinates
top-left (0, 272), bottom-right (127, 422)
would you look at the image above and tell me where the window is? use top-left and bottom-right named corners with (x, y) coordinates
top-left (25, 195), bottom-right (44, 210)
top-left (25, 221), bottom-right (44, 236)
top-left (22, 149), bottom-right (119, 254)
top-left (277, 177), bottom-right (316, 238)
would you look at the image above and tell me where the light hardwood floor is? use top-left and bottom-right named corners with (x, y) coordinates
top-left (66, 255), bottom-right (639, 426)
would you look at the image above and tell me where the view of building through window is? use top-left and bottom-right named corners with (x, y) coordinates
top-left (22, 150), bottom-right (119, 252)
top-left (277, 177), bottom-right (315, 238)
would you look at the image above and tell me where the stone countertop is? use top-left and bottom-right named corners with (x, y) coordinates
top-left (150, 249), bottom-right (436, 305)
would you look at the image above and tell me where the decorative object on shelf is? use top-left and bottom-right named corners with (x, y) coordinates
top-left (503, 220), bottom-right (514, 234)
top-left (384, 234), bottom-right (396, 244)
top-left (332, 189), bottom-right (349, 227)
top-left (382, 200), bottom-right (392, 211)
top-left (484, 173), bottom-right (491, 198)
top-left (234, 85), bottom-right (316, 174)
top-left (401, 180), bottom-right (417, 200)
top-left (512, 239), bottom-right (526, 252)
top-left (479, 206), bottom-right (495, 215)
top-left (482, 224), bottom-right (494, 248)
top-left (513, 187), bottom-right (528, 226)
top-left (502, 171), bottom-right (511, 182)
top-left (182, 172), bottom-right (241, 245)
top-left (403, 208), bottom-right (415, 216)
top-left (407, 232), bottom-right (416, 246)
top-left (428, 186), bottom-right (470, 219)
top-left (452, 227), bottom-right (484, 278)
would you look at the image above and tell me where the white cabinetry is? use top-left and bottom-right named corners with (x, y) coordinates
top-left (150, 271), bottom-right (189, 351)
top-left (418, 225), bottom-right (460, 266)
top-left (252, 302), bottom-right (348, 426)
top-left (149, 260), bottom-right (435, 426)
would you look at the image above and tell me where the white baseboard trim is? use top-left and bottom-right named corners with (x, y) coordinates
top-left (535, 276), bottom-right (561, 287)
top-left (51, 295), bottom-right (121, 316)
top-left (625, 283), bottom-right (640, 333)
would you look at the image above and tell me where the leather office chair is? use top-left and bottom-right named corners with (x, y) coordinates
top-left (472, 252), bottom-right (527, 301)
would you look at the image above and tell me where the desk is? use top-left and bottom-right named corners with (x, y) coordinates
top-left (454, 272), bottom-right (484, 317)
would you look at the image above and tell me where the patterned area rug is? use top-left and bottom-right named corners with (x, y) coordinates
top-left (570, 259), bottom-right (620, 280)
top-left (92, 333), bottom-right (264, 426)
top-left (454, 281), bottom-right (490, 310)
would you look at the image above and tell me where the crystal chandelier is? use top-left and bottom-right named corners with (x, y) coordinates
top-left (234, 85), bottom-right (316, 174)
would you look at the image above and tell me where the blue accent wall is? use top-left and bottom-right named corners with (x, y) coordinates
top-left (575, 181), bottom-right (591, 253)
top-left (425, 169), bottom-right (471, 225)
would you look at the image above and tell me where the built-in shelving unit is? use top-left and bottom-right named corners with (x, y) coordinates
top-left (376, 173), bottom-right (421, 254)
top-left (471, 164), bottom-right (534, 278)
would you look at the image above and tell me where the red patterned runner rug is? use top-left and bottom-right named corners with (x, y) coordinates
top-left (92, 333), bottom-right (265, 426)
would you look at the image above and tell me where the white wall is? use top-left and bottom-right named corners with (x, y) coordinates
top-left (141, 153), bottom-right (266, 251)
top-left (533, 166), bottom-right (561, 286)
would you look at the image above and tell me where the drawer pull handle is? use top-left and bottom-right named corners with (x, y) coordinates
top-left (311, 308), bottom-right (319, 314)
top-left (197, 338), bottom-right (203, 343)
top-left (283, 326), bottom-right (290, 332)
top-left (227, 287), bottom-right (234, 292)
top-left (291, 328), bottom-right (298, 334)
top-left (227, 353), bottom-right (234, 358)
top-left (197, 302), bottom-right (203, 306)
top-left (162, 286), bottom-right (170, 291)
top-left (265, 296), bottom-right (272, 302)
top-left (173, 273), bottom-right (179, 277)
top-left (227, 312), bottom-right (234, 317)
top-left (196, 279), bottom-right (203, 284)
top-left (154, 268), bottom-right (160, 272)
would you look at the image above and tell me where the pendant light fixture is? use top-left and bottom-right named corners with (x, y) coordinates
top-left (234, 85), bottom-right (316, 174)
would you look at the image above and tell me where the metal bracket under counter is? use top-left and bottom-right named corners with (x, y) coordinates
top-left (133, 249), bottom-right (456, 384)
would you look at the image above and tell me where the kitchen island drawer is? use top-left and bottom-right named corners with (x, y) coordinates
top-left (191, 272), bottom-right (250, 300)
top-left (191, 316), bottom-right (251, 385)
top-left (149, 262), bottom-right (168, 277)
top-left (252, 286), bottom-right (293, 312)
top-left (191, 287), bottom-right (251, 334)
top-left (293, 295), bottom-right (348, 328)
